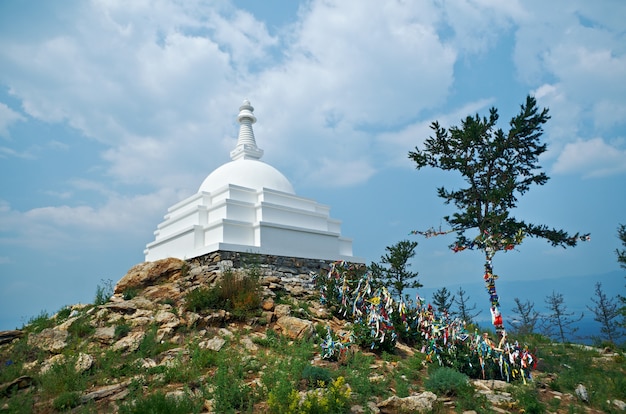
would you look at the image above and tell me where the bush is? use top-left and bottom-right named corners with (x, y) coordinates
top-left (68, 316), bottom-right (95, 339)
top-left (301, 365), bottom-right (332, 387)
top-left (425, 366), bottom-right (470, 396)
top-left (114, 323), bottom-right (131, 339)
top-left (24, 310), bottom-right (53, 333)
top-left (118, 391), bottom-right (202, 414)
top-left (184, 268), bottom-right (262, 319)
top-left (268, 377), bottom-right (351, 414)
top-left (53, 391), bottom-right (81, 411)
top-left (94, 279), bottom-right (114, 306)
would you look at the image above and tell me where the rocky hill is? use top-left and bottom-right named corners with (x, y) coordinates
top-left (1, 253), bottom-right (624, 413)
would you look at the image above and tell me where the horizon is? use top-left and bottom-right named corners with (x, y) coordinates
top-left (1, 0), bottom-right (625, 330)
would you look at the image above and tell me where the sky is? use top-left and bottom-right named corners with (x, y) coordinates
top-left (1, 0), bottom-right (625, 331)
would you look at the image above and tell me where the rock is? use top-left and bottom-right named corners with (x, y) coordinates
top-left (472, 379), bottom-right (509, 391)
top-left (612, 399), bottom-right (626, 410)
top-left (0, 376), bottom-right (33, 397)
top-left (103, 297), bottom-right (154, 314)
top-left (155, 310), bottom-right (180, 329)
top-left (80, 381), bottom-right (131, 403)
top-left (205, 310), bottom-right (229, 326)
top-left (575, 383), bottom-right (589, 403)
top-left (93, 326), bottom-right (116, 344)
top-left (262, 297), bottom-right (275, 311)
top-left (378, 392), bottom-right (437, 413)
top-left (143, 283), bottom-right (182, 302)
top-left (112, 331), bottom-right (145, 352)
top-left (199, 337), bottom-right (226, 352)
top-left (0, 330), bottom-right (24, 345)
top-left (115, 257), bottom-right (185, 294)
top-left (241, 336), bottom-right (259, 352)
top-left (75, 353), bottom-right (94, 373)
top-left (274, 304), bottom-right (291, 318)
top-left (186, 312), bottom-right (202, 328)
top-left (276, 316), bottom-right (314, 339)
top-left (28, 328), bottom-right (68, 353)
top-left (40, 354), bottom-right (66, 374)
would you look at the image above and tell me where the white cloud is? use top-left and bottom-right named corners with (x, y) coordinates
top-left (552, 137), bottom-right (626, 177)
top-left (0, 102), bottom-right (25, 138)
top-left (0, 189), bottom-right (179, 251)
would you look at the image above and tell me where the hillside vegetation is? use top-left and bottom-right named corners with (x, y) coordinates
top-left (1, 256), bottom-right (624, 413)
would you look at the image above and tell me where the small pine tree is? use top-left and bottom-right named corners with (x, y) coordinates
top-left (370, 240), bottom-right (421, 299)
top-left (453, 287), bottom-right (481, 325)
top-left (508, 297), bottom-right (540, 336)
top-left (587, 282), bottom-right (624, 345)
top-left (616, 224), bottom-right (626, 329)
top-left (432, 287), bottom-right (455, 315)
top-left (542, 291), bottom-right (583, 343)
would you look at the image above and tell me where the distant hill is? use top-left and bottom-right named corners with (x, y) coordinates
top-left (416, 270), bottom-right (625, 343)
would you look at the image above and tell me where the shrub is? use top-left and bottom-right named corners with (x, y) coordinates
top-left (53, 391), bottom-right (81, 411)
top-left (513, 385), bottom-right (546, 414)
top-left (68, 316), bottom-right (95, 339)
top-left (122, 287), bottom-right (139, 300)
top-left (425, 366), bottom-right (470, 396)
top-left (210, 353), bottom-right (254, 413)
top-left (94, 279), bottom-right (114, 306)
top-left (184, 268), bottom-right (262, 319)
top-left (39, 356), bottom-right (87, 397)
top-left (114, 323), bottom-right (131, 339)
top-left (301, 365), bottom-right (332, 387)
top-left (24, 310), bottom-right (53, 333)
top-left (118, 391), bottom-right (202, 414)
top-left (268, 376), bottom-right (351, 414)
top-left (55, 306), bottom-right (72, 321)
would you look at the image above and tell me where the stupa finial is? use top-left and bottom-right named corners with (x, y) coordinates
top-left (230, 99), bottom-right (264, 160)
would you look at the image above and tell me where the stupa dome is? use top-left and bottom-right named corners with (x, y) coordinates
top-left (199, 159), bottom-right (295, 194)
top-left (144, 99), bottom-right (361, 263)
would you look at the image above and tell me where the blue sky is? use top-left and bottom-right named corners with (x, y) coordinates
top-left (1, 0), bottom-right (625, 330)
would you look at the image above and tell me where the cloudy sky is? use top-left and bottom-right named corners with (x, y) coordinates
top-left (1, 0), bottom-right (625, 330)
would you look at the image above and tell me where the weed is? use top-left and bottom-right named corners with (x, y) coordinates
top-left (94, 279), bottom-right (114, 306)
top-left (68, 316), bottom-right (95, 339)
top-left (122, 287), bottom-right (140, 300)
top-left (114, 323), bottom-right (131, 339)
top-left (301, 365), bottom-right (332, 387)
top-left (53, 391), bottom-right (81, 411)
top-left (24, 310), bottom-right (53, 333)
top-left (118, 391), bottom-right (202, 414)
top-left (55, 306), bottom-right (72, 321)
top-left (424, 366), bottom-right (469, 397)
top-left (210, 351), bottom-right (254, 413)
top-left (512, 385), bottom-right (545, 414)
top-left (39, 355), bottom-right (87, 397)
top-left (269, 376), bottom-right (352, 414)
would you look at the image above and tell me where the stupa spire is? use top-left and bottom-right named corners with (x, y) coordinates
top-left (230, 99), bottom-right (264, 160)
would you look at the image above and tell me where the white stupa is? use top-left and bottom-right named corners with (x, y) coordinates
top-left (144, 100), bottom-right (361, 263)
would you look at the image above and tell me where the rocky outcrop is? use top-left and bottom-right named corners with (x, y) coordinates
top-left (114, 257), bottom-right (185, 294)
top-left (276, 316), bottom-right (314, 339)
top-left (378, 392), bottom-right (437, 413)
top-left (27, 328), bottom-right (68, 353)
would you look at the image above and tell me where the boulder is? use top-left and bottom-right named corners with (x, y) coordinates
top-left (276, 316), bottom-right (314, 339)
top-left (28, 328), bottom-right (68, 353)
top-left (0, 330), bottom-right (23, 345)
top-left (199, 337), bottom-right (226, 352)
top-left (115, 258), bottom-right (185, 294)
top-left (378, 392), bottom-right (437, 413)
top-left (75, 353), bottom-right (94, 373)
top-left (112, 331), bottom-right (145, 352)
top-left (93, 326), bottom-right (116, 344)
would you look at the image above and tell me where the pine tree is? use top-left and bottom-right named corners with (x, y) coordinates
top-left (409, 96), bottom-right (588, 332)
top-left (587, 282), bottom-right (623, 345)
top-left (432, 287), bottom-right (455, 315)
top-left (542, 291), bottom-right (583, 343)
top-left (369, 240), bottom-right (420, 300)
top-left (453, 287), bottom-right (481, 325)
top-left (508, 297), bottom-right (540, 336)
